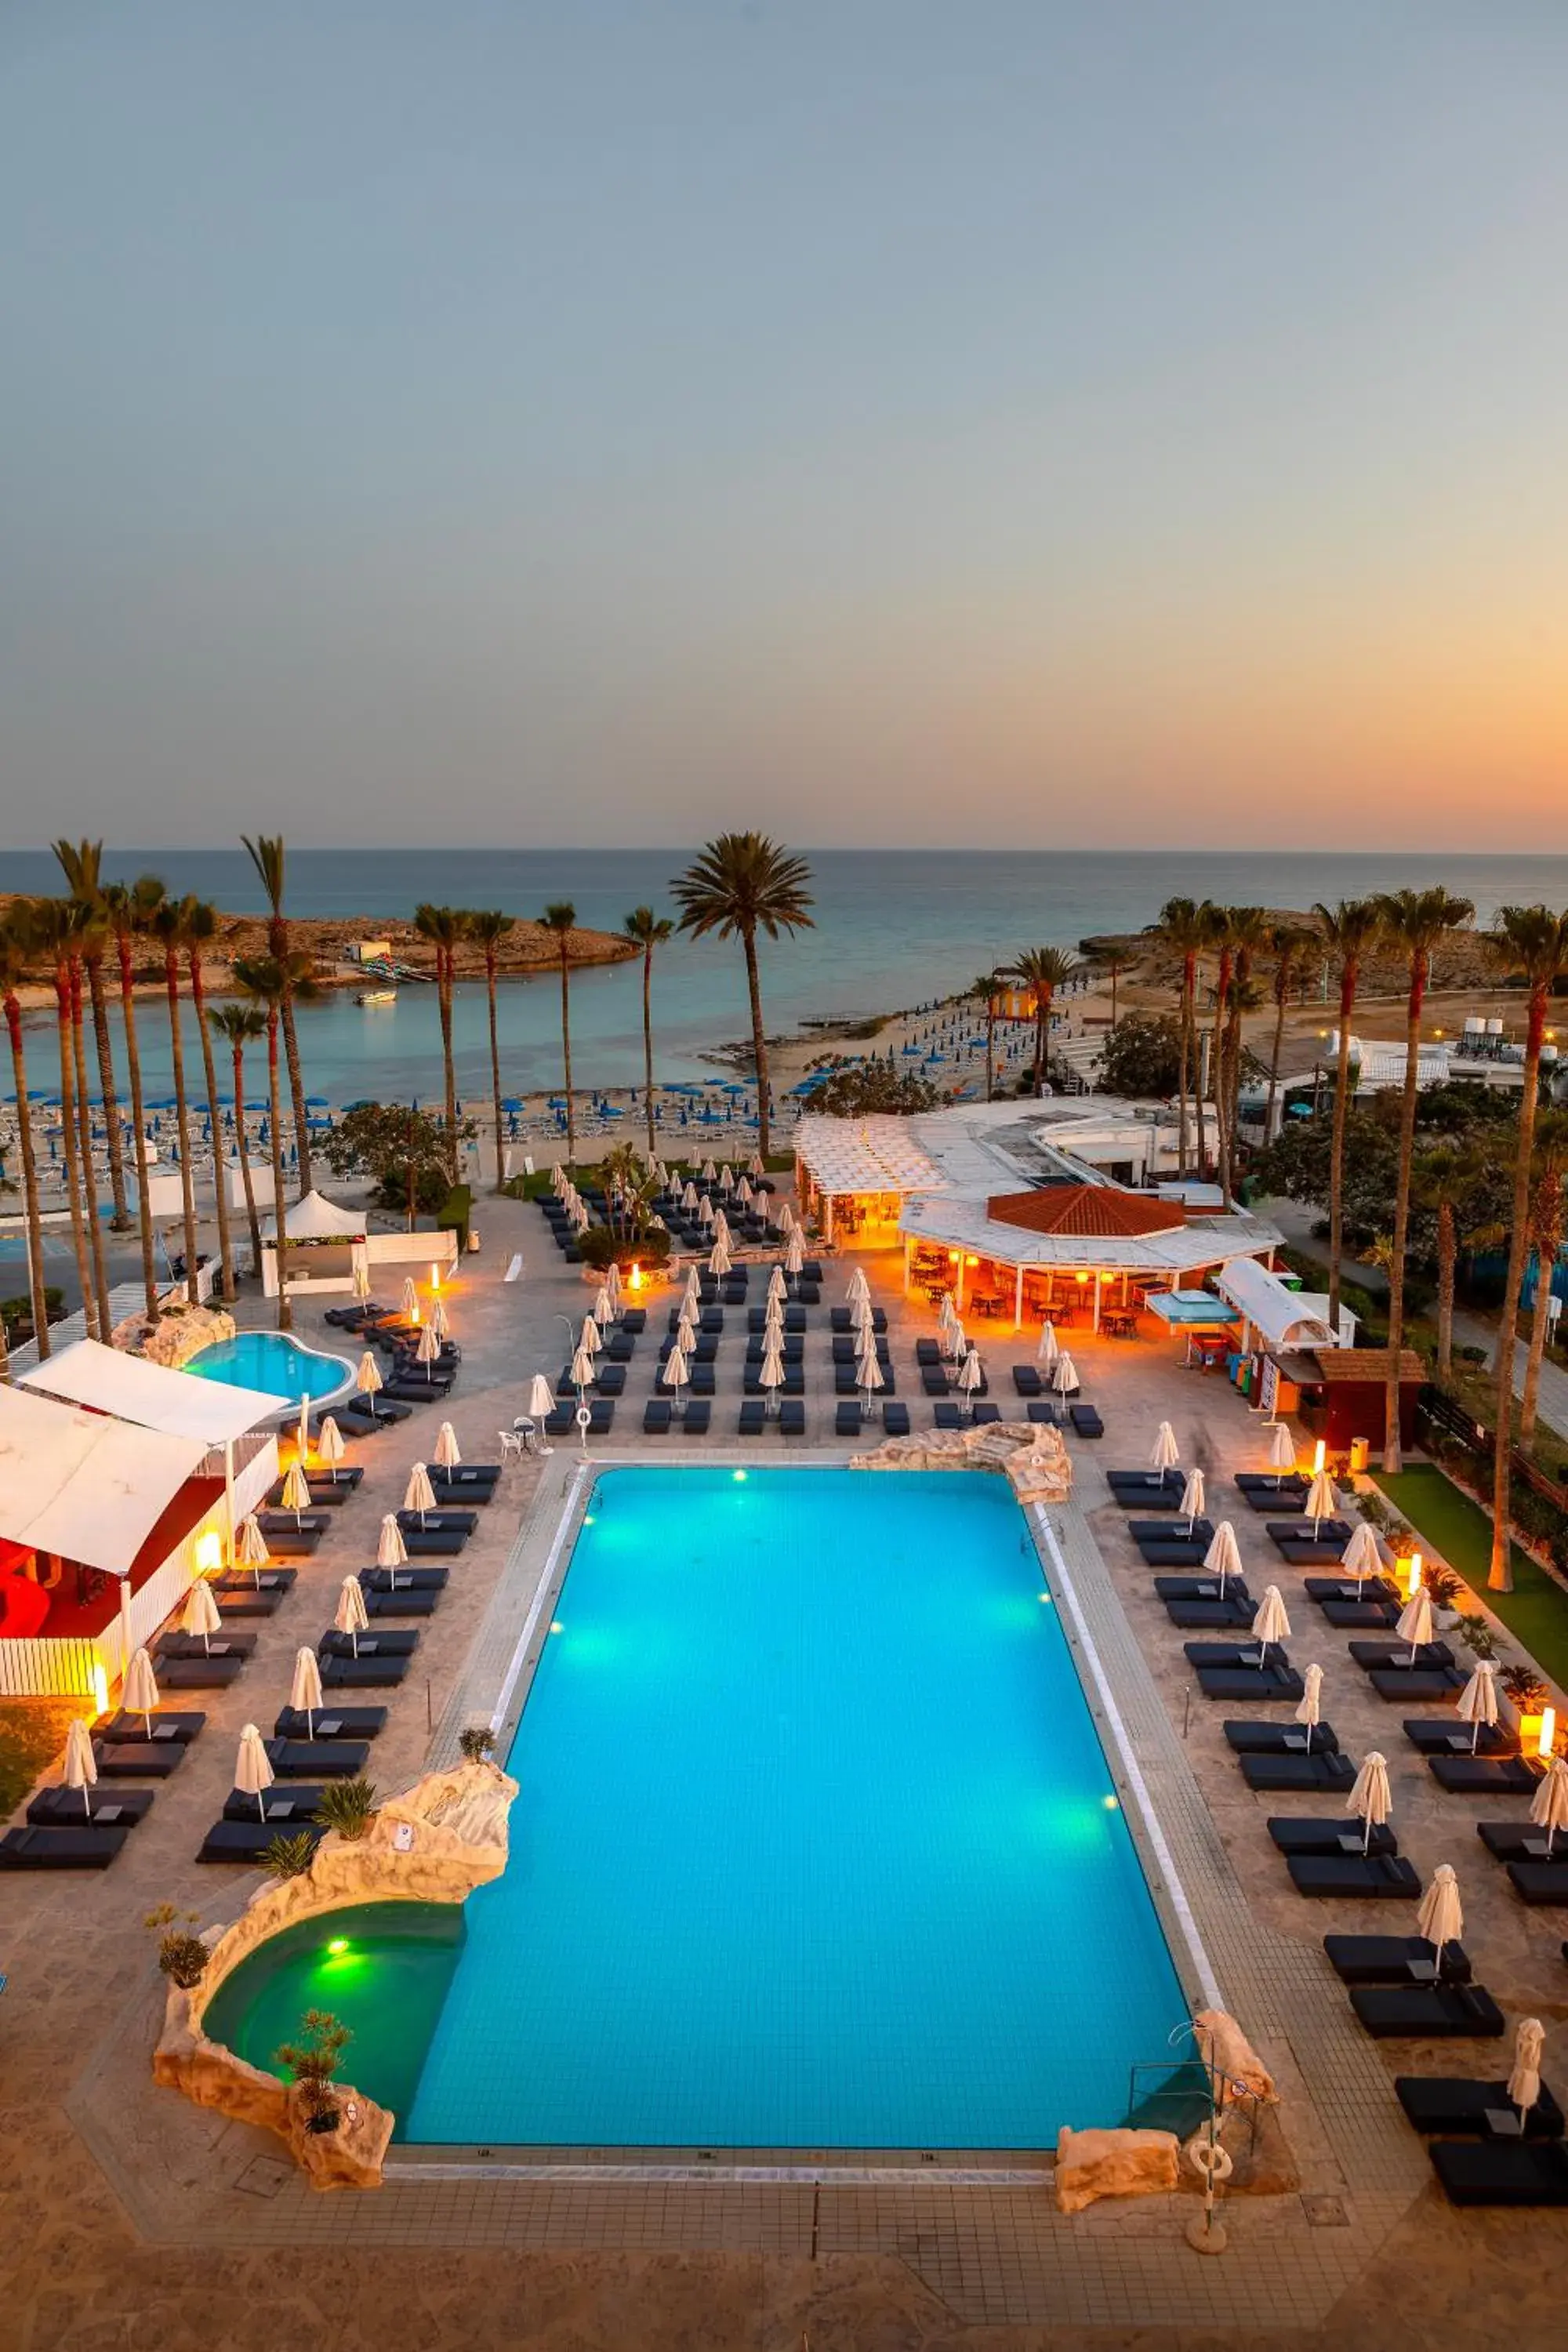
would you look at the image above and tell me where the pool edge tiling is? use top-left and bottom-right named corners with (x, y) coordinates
top-left (392, 1465), bottom-right (1195, 2155)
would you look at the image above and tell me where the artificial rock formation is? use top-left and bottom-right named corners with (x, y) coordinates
top-left (122, 1301), bottom-right (238, 1368)
top-left (850, 1419), bottom-right (1072, 1504)
top-left (1054, 2125), bottom-right (1180, 2215)
top-left (152, 1758), bottom-right (517, 2189)
top-left (1191, 2009), bottom-right (1278, 2107)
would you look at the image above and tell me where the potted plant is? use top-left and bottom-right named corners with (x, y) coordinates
top-left (263, 1831), bottom-right (318, 1881)
top-left (275, 2009), bottom-right (352, 2135)
top-left (144, 1904), bottom-right (209, 1990)
top-left (1454, 1613), bottom-right (1501, 1662)
top-left (1501, 1663), bottom-right (1551, 1743)
top-left (315, 1777), bottom-right (378, 1842)
top-left (1420, 1561), bottom-right (1464, 1625)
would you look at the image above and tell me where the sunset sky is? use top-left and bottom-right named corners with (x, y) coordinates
top-left (3, 2), bottom-right (1566, 850)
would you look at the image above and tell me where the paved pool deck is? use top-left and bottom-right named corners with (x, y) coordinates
top-left (5, 1182), bottom-right (1568, 2350)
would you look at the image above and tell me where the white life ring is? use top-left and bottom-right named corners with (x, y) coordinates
top-left (575, 1405), bottom-right (592, 1432)
top-left (1187, 2139), bottom-right (1233, 2183)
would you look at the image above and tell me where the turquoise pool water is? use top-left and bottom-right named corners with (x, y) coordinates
top-left (185, 1330), bottom-right (352, 1406)
top-left (398, 1467), bottom-right (1192, 2149)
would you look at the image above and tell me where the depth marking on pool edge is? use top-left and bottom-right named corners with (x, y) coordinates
top-left (1029, 1504), bottom-right (1225, 2016)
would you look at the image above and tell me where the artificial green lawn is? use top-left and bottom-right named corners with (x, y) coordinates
top-left (0, 1698), bottom-right (77, 1819)
top-left (1374, 1465), bottom-right (1568, 1688)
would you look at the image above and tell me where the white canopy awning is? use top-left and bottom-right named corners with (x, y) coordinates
top-left (0, 1385), bottom-right (212, 1577)
top-left (1215, 1258), bottom-right (1339, 1352)
top-left (794, 1115), bottom-right (945, 1196)
top-left (263, 1188), bottom-right (367, 1243)
top-left (20, 1338), bottom-right (278, 1443)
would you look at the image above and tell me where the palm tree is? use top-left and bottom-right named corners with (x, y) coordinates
top-left (1222, 908), bottom-right (1268, 1170)
top-left (413, 904), bottom-right (466, 1166)
top-left (538, 905), bottom-right (580, 1165)
top-left (209, 1004), bottom-right (267, 1276)
top-left (103, 876), bottom-right (165, 1315)
top-left (1262, 922), bottom-right (1315, 1142)
top-left (1372, 887), bottom-right (1475, 1473)
top-left (1312, 899), bottom-right (1383, 1327)
top-left (28, 900), bottom-right (99, 1340)
top-left (1008, 948), bottom-right (1079, 1097)
top-left (1521, 1112), bottom-right (1568, 1446)
top-left (1157, 898), bottom-right (1208, 1177)
top-left (1483, 906), bottom-right (1568, 1582)
top-left (53, 838), bottom-right (130, 1231)
top-left (466, 910), bottom-right (515, 1189)
top-left (233, 956), bottom-right (292, 1329)
top-left (0, 903), bottom-right (52, 1356)
top-left (971, 972), bottom-right (1007, 1103)
top-left (1194, 903), bottom-right (1236, 1189)
top-left (1411, 1141), bottom-right (1489, 1383)
top-left (671, 835), bottom-right (815, 1162)
top-left (241, 835), bottom-right (313, 1194)
top-left (149, 895), bottom-right (205, 1305)
top-left (64, 912), bottom-right (114, 1337)
top-left (619, 908), bottom-right (674, 1157)
top-left (183, 902), bottom-right (236, 1301)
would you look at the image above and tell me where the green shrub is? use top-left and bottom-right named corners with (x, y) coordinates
top-left (575, 1224), bottom-right (671, 1273)
top-left (144, 1904), bottom-right (208, 1989)
top-left (315, 1777), bottom-right (377, 1842)
top-left (1454, 1613), bottom-right (1501, 1661)
top-left (263, 1831), bottom-right (318, 1881)
top-left (1501, 1663), bottom-right (1549, 1712)
top-left (275, 2009), bottom-right (351, 2132)
top-left (459, 1726), bottom-right (495, 1764)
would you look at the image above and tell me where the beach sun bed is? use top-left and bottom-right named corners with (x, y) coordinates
top-left (197, 1818), bottom-right (328, 1864)
top-left (1505, 1862), bottom-right (1568, 1904)
top-left (1428, 2139), bottom-right (1568, 2204)
top-left (1239, 1751), bottom-right (1356, 1791)
top-left (1323, 1935), bottom-right (1470, 1986)
top-left (221, 1785), bottom-right (327, 1822)
top-left (1351, 1983), bottom-right (1506, 2038)
top-left (1396, 2076), bottom-right (1563, 2136)
top-left (91, 1740), bottom-right (184, 1778)
top-left (1269, 1817), bottom-right (1399, 1857)
top-left (1403, 1719), bottom-right (1518, 1757)
top-left (1286, 1853), bottom-right (1420, 1897)
top-left (143, 1653), bottom-right (245, 1690)
top-left (1195, 1665), bottom-right (1305, 1701)
top-left (1369, 1667), bottom-right (1468, 1700)
top-left (1155, 1577), bottom-right (1252, 1604)
top-left (1428, 1756), bottom-right (1541, 1795)
top-left (263, 1738), bottom-right (370, 1777)
top-left (319, 1628), bottom-right (419, 1657)
top-left (27, 1787), bottom-right (154, 1828)
top-left (272, 1706), bottom-right (387, 1740)
top-left (1478, 1822), bottom-right (1566, 1862)
top-left (1225, 1721), bottom-right (1339, 1755)
top-left (1163, 1597), bottom-right (1258, 1629)
top-left (0, 1825), bottom-right (129, 1868)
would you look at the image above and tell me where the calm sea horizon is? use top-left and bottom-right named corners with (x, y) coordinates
top-left (3, 848), bottom-right (1564, 1105)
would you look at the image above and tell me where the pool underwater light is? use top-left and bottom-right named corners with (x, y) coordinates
top-left (327, 1936), bottom-right (350, 1955)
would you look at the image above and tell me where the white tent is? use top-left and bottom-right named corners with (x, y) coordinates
top-left (20, 1337), bottom-right (278, 1444)
top-left (0, 1385), bottom-right (210, 1578)
top-left (261, 1189), bottom-right (367, 1243)
top-left (1214, 1259), bottom-right (1340, 1353)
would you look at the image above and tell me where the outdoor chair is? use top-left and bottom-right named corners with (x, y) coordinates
top-left (737, 1400), bottom-right (766, 1436)
top-left (882, 1403), bottom-right (910, 1436)
top-left (0, 1826), bottom-right (129, 1869)
top-left (643, 1399), bottom-right (673, 1435)
top-left (835, 1403), bottom-right (863, 1438)
top-left (681, 1401), bottom-right (712, 1436)
top-left (779, 1400), bottom-right (806, 1436)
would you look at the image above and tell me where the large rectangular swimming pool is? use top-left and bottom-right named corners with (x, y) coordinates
top-left (400, 1467), bottom-right (1192, 2149)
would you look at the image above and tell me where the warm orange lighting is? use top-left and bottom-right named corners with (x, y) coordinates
top-left (410, 1303), bottom-right (421, 1324)
top-left (1405, 1552), bottom-right (1423, 1599)
top-left (965, 1255), bottom-right (979, 1269)
top-left (430, 1261), bottom-right (441, 1290)
top-left (195, 1532), bottom-right (223, 1577)
top-left (947, 1250), bottom-right (960, 1263)
top-left (1312, 1439), bottom-right (1327, 1475)
top-left (92, 1663), bottom-right (109, 1717)
top-left (1076, 1271), bottom-right (1089, 1286)
top-left (1539, 1707), bottom-right (1557, 1759)
top-left (630, 1261), bottom-right (644, 1290)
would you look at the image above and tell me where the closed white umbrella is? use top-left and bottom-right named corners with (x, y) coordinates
top-left (759, 1337), bottom-right (785, 1410)
top-left (1341, 1523), bottom-right (1383, 1585)
top-left (405, 1462), bottom-right (437, 1524)
top-left (1396, 1584), bottom-right (1434, 1664)
top-left (701, 1157), bottom-right (717, 1181)
top-left (1036, 1318), bottom-right (1060, 1369)
top-left (1508, 2019), bottom-right (1546, 2120)
top-left (1268, 1421), bottom-right (1297, 1484)
top-left (1178, 1468), bottom-right (1206, 1534)
top-left (415, 1320), bottom-right (442, 1379)
top-left (708, 1236), bottom-right (731, 1276)
top-left (1151, 1421), bottom-right (1181, 1472)
top-left (957, 1347), bottom-right (984, 1414)
top-left (123, 1647), bottom-right (160, 1740)
top-left (941, 1313), bottom-right (967, 1360)
top-left (1530, 1756), bottom-right (1568, 1857)
top-left (938, 1291), bottom-right (957, 1332)
top-left (699, 1195), bottom-right (716, 1229)
top-left (681, 1180), bottom-right (699, 1212)
top-left (682, 1263), bottom-right (702, 1308)
top-left (1345, 1750), bottom-right (1392, 1853)
top-left (783, 1229), bottom-right (805, 1276)
top-left (377, 1512), bottom-right (408, 1573)
top-left (352, 1257), bottom-right (372, 1302)
top-left (570, 1343), bottom-right (596, 1390)
top-left (401, 1275), bottom-right (419, 1317)
top-left (604, 1260), bottom-right (623, 1316)
top-left (1417, 1861), bottom-right (1464, 1962)
top-left (1052, 1352), bottom-right (1079, 1396)
top-left (290, 1646), bottom-right (324, 1740)
top-left (676, 1305), bottom-right (699, 1353)
top-left (526, 1373), bottom-right (556, 1421)
top-left (717, 1163), bottom-right (734, 1195)
top-left (858, 1348), bottom-right (886, 1398)
top-left (593, 1283), bottom-right (614, 1327)
top-left (430, 1295), bottom-right (450, 1341)
top-left (1305, 1466), bottom-right (1338, 1530)
top-left (182, 1578), bottom-right (223, 1655)
top-left (64, 1717), bottom-right (98, 1819)
top-left (767, 1265), bottom-right (787, 1304)
top-left (1294, 1661), bottom-right (1324, 1752)
top-left (1250, 1584), bottom-right (1291, 1667)
top-left (357, 1348), bottom-right (383, 1397)
top-left (336, 1574), bottom-right (371, 1658)
top-left (579, 1313), bottom-right (603, 1356)
top-left (1203, 1521), bottom-right (1243, 1596)
top-left (1455, 1660), bottom-right (1499, 1753)
top-left (316, 1414), bottom-right (347, 1484)
top-left (776, 1200), bottom-right (797, 1237)
top-left (713, 1207), bottom-right (731, 1246)
top-left (280, 1459), bottom-right (311, 1528)
top-left (664, 1341), bottom-right (690, 1411)
top-left (237, 1514), bottom-right (270, 1587)
top-left (749, 1153), bottom-right (765, 1178)
top-left (735, 1176), bottom-right (753, 1207)
top-left (236, 1722), bottom-right (275, 1819)
top-left (846, 1267), bottom-right (870, 1305)
top-left (434, 1420), bottom-right (461, 1469)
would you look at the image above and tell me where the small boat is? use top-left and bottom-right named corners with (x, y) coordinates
top-left (355, 988), bottom-right (397, 1007)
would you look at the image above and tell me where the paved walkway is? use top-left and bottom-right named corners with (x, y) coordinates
top-left (1453, 1308), bottom-right (1568, 1448)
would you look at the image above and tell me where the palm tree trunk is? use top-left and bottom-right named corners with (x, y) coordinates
top-left (1175, 962), bottom-right (1192, 1177)
top-left (1384, 977), bottom-right (1427, 1475)
top-left (558, 949), bottom-right (575, 1166)
top-left (279, 989), bottom-right (313, 1196)
top-left (743, 927), bottom-right (771, 1160)
top-left (232, 1044), bottom-right (263, 1274)
top-left (641, 946), bottom-right (657, 1160)
top-left (1327, 977), bottom-right (1356, 1327)
top-left (1032, 997), bottom-right (1045, 1095)
top-left (53, 965), bottom-right (97, 1341)
top-left (1265, 980), bottom-right (1288, 1142)
top-left (266, 1011), bottom-right (291, 1330)
top-left (441, 951), bottom-right (458, 1172)
top-left (1521, 1229), bottom-right (1557, 1444)
top-left (984, 1000), bottom-right (996, 1104)
top-left (189, 953), bottom-right (235, 1301)
top-left (86, 952), bottom-right (129, 1227)
top-left (1436, 1200), bottom-right (1456, 1382)
top-left (71, 964), bottom-right (113, 1338)
top-left (1038, 987), bottom-right (1054, 1094)
top-left (486, 951), bottom-right (506, 1189)
top-left (1490, 993), bottom-right (1547, 1585)
top-left (116, 935), bottom-right (159, 1316)
top-left (4, 992), bottom-right (52, 1358)
top-left (164, 949), bottom-right (201, 1305)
